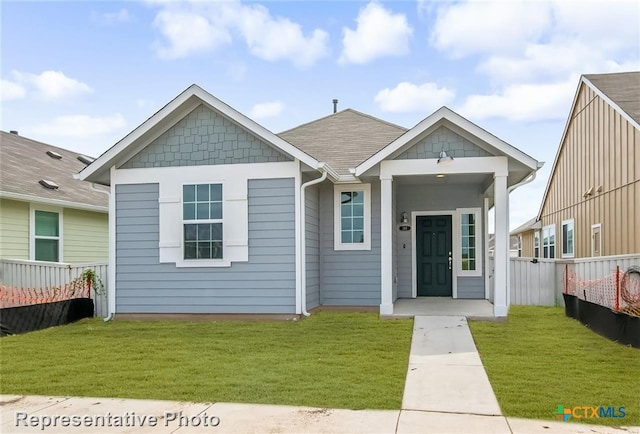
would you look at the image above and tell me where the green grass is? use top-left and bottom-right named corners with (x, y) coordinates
top-left (0, 312), bottom-right (412, 409)
top-left (470, 306), bottom-right (640, 426)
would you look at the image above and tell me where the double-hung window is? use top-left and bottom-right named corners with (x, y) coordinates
top-left (534, 231), bottom-right (540, 258)
top-left (34, 210), bottom-right (60, 262)
top-left (334, 184), bottom-right (371, 250)
top-left (458, 208), bottom-right (482, 276)
top-left (183, 184), bottom-right (223, 260)
top-left (542, 225), bottom-right (555, 258)
top-left (562, 219), bottom-right (575, 258)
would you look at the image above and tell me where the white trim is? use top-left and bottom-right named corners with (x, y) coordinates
top-left (29, 204), bottom-right (63, 262)
top-left (356, 107), bottom-right (538, 176)
top-left (79, 85), bottom-right (321, 184)
top-left (379, 156), bottom-right (509, 178)
top-left (294, 160), bottom-right (302, 315)
top-left (561, 218), bottom-right (575, 258)
top-left (181, 182), bottom-right (225, 265)
top-left (333, 183), bottom-right (371, 251)
top-left (483, 197), bottom-right (490, 300)
top-left (108, 166), bottom-right (116, 317)
top-left (411, 211), bottom-right (458, 299)
top-left (493, 175), bottom-right (509, 317)
top-left (591, 223), bottom-right (602, 257)
top-left (0, 191), bottom-right (108, 213)
top-left (457, 207), bottom-right (482, 277)
top-left (380, 177), bottom-right (393, 315)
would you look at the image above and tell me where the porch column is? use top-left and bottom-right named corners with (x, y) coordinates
top-left (493, 174), bottom-right (509, 317)
top-left (380, 176), bottom-right (393, 315)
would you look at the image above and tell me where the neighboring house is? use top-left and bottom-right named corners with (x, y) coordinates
top-left (487, 234), bottom-right (521, 257)
top-left (0, 131), bottom-right (108, 263)
top-left (513, 72), bottom-right (640, 259)
top-left (78, 85), bottom-right (541, 318)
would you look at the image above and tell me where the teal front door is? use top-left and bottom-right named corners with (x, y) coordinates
top-left (416, 215), bottom-right (452, 296)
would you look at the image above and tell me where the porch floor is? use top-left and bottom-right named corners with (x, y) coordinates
top-left (391, 297), bottom-right (495, 320)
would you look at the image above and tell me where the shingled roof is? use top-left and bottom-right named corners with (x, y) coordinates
top-left (584, 71), bottom-right (640, 125)
top-left (0, 131), bottom-right (108, 210)
top-left (278, 109), bottom-right (407, 175)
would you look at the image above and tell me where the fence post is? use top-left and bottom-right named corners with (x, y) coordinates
top-left (615, 266), bottom-right (620, 311)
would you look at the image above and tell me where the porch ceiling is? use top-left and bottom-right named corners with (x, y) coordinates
top-left (394, 173), bottom-right (489, 186)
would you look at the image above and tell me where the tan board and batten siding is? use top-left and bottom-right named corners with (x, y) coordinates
top-left (539, 81), bottom-right (640, 258)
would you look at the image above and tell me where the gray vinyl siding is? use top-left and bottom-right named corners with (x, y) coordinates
top-left (395, 183), bottom-right (485, 299)
top-left (115, 179), bottom-right (296, 314)
top-left (395, 126), bottom-right (492, 160)
top-left (319, 182), bottom-right (381, 306)
top-left (305, 183), bottom-right (320, 310)
top-left (457, 277), bottom-right (485, 299)
top-left (120, 104), bottom-right (291, 169)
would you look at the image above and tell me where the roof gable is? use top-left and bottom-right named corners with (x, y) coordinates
top-left (278, 109), bottom-right (407, 176)
top-left (536, 72), bottom-right (640, 220)
top-left (394, 125), bottom-right (492, 160)
top-left (79, 85), bottom-right (320, 185)
top-left (119, 104), bottom-right (292, 169)
top-left (0, 131), bottom-right (108, 211)
top-left (356, 107), bottom-right (539, 177)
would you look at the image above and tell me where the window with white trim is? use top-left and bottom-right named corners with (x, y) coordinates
top-left (34, 210), bottom-right (61, 262)
top-left (562, 219), bottom-right (575, 258)
top-left (542, 225), bottom-right (555, 258)
top-left (517, 235), bottom-right (522, 257)
top-left (334, 184), bottom-right (371, 250)
top-left (458, 208), bottom-right (482, 276)
top-left (183, 184), bottom-right (223, 260)
top-left (534, 231), bottom-right (540, 258)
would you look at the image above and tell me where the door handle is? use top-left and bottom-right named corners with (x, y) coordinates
top-left (448, 251), bottom-right (452, 270)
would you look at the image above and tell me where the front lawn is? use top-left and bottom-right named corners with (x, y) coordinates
top-left (470, 306), bottom-right (640, 426)
top-left (0, 312), bottom-right (413, 409)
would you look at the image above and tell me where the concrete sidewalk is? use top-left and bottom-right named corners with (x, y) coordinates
top-left (1, 315), bottom-right (637, 433)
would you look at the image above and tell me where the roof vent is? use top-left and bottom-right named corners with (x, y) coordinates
top-left (332, 99), bottom-right (338, 114)
top-left (77, 155), bottom-right (95, 165)
top-left (46, 150), bottom-right (63, 160)
top-left (9, 130), bottom-right (18, 135)
top-left (39, 179), bottom-right (59, 190)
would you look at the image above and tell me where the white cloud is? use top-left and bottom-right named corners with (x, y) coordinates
top-left (151, 1), bottom-right (329, 67)
top-left (249, 101), bottom-right (285, 119)
top-left (340, 2), bottom-right (413, 64)
top-left (458, 78), bottom-right (577, 122)
top-left (431, 1), bottom-right (550, 58)
top-left (0, 79), bottom-right (26, 101)
top-left (11, 70), bottom-right (92, 101)
top-left (34, 114), bottom-right (126, 138)
top-left (375, 82), bottom-right (455, 113)
top-left (153, 9), bottom-right (232, 60)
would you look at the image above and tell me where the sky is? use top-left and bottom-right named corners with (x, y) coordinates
top-left (2, 0), bottom-right (639, 230)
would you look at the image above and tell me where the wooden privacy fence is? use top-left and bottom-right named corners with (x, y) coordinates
top-left (0, 259), bottom-right (108, 317)
top-left (489, 254), bottom-right (640, 307)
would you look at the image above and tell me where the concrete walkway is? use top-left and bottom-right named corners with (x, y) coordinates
top-left (1, 316), bottom-right (637, 433)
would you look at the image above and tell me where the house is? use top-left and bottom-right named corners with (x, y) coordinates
top-left (513, 72), bottom-right (639, 259)
top-left (78, 85), bottom-right (541, 318)
top-left (0, 131), bottom-right (108, 263)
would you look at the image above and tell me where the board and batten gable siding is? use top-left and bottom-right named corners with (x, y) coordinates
top-left (395, 126), bottom-right (492, 160)
top-left (0, 199), bottom-right (29, 259)
top-left (63, 209), bottom-right (108, 262)
top-left (115, 179), bottom-right (296, 314)
top-left (305, 183), bottom-right (320, 310)
top-left (119, 104), bottom-right (292, 169)
top-left (395, 183), bottom-right (486, 299)
top-left (540, 83), bottom-right (640, 257)
top-left (319, 182), bottom-right (381, 306)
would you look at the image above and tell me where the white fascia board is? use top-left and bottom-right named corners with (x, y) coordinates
top-left (0, 191), bottom-right (108, 213)
top-left (80, 85), bottom-right (321, 184)
top-left (380, 156), bottom-right (509, 178)
top-left (356, 107), bottom-right (539, 177)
